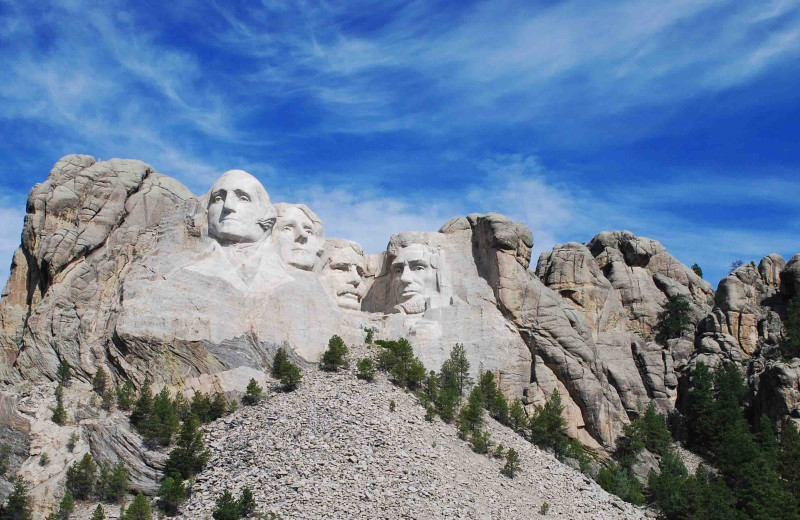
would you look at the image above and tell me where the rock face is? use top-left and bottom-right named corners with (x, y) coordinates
top-left (1, 155), bottom-right (799, 511)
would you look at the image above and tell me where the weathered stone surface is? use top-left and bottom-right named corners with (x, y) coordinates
top-left (782, 253), bottom-right (800, 297)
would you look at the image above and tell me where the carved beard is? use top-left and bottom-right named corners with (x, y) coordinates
top-left (396, 297), bottom-right (427, 315)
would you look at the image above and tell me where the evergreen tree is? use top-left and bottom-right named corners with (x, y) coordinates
top-left (0, 443), bottom-right (11, 476)
top-left (356, 358), bottom-right (375, 381)
top-left (212, 488), bottom-right (241, 520)
top-left (237, 487), bottom-right (256, 517)
top-left (147, 387), bottom-right (179, 446)
top-left (782, 296), bottom-right (800, 359)
top-left (509, 399), bottom-right (527, 432)
top-left (479, 371), bottom-right (509, 424)
top-left (52, 388), bottom-right (67, 425)
top-left (406, 358), bottom-right (427, 390)
top-left (172, 393), bottom-right (190, 421)
top-left (99, 461), bottom-right (129, 502)
top-left (91, 505), bottom-right (106, 520)
top-left (458, 386), bottom-right (485, 437)
top-left (163, 414), bottom-right (209, 480)
top-left (321, 335), bottom-right (348, 371)
top-left (469, 429), bottom-right (492, 454)
top-left (129, 379), bottom-right (154, 429)
top-left (686, 362), bottom-right (715, 451)
top-left (55, 491), bottom-right (74, 520)
top-left (190, 392), bottom-right (212, 423)
top-left (597, 461), bottom-right (644, 505)
top-left (440, 344), bottom-right (472, 395)
top-left (121, 494), bottom-right (152, 520)
top-left (639, 402), bottom-right (672, 455)
top-left (647, 451), bottom-right (688, 518)
top-left (271, 348), bottom-right (289, 379)
top-left (280, 362), bottom-right (303, 391)
top-left (209, 392), bottom-right (228, 421)
top-left (423, 371), bottom-right (439, 404)
top-left (691, 263), bottom-right (703, 278)
top-left (435, 371), bottom-right (461, 423)
top-left (116, 380), bottom-right (135, 411)
top-left (57, 359), bottom-right (71, 386)
top-left (101, 388), bottom-right (115, 411)
top-left (242, 379), bottom-right (263, 406)
top-left (529, 389), bottom-right (570, 457)
top-left (655, 295), bottom-right (692, 344)
top-left (92, 367), bottom-right (108, 394)
top-left (157, 477), bottom-right (187, 516)
top-left (0, 478), bottom-right (32, 520)
top-left (502, 448), bottom-right (520, 478)
top-left (66, 453), bottom-right (97, 500)
top-left (779, 422), bottom-right (800, 502)
top-left (685, 466), bottom-right (746, 520)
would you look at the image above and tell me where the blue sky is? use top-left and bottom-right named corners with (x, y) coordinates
top-left (1, 0), bottom-right (799, 288)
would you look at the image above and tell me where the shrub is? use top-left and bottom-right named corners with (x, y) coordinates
top-left (99, 461), bottom-right (129, 502)
top-left (647, 450), bottom-right (689, 516)
top-left (242, 379), bottom-right (263, 405)
top-left (440, 343), bottom-right (472, 395)
top-left (66, 453), bottom-right (97, 500)
top-left (356, 358), bottom-right (375, 381)
top-left (237, 487), bottom-right (256, 517)
top-left (424, 404), bottom-right (435, 422)
top-left (163, 414), bottom-right (209, 481)
top-left (529, 389), bottom-right (570, 458)
top-left (321, 335), bottom-right (349, 371)
top-left (0, 478), bottom-right (32, 520)
top-left (121, 494), bottom-right (153, 520)
top-left (91, 505), bottom-right (106, 520)
top-left (209, 392), bottom-right (228, 420)
top-left (389, 400), bottom-right (396, 412)
top-left (212, 488), bottom-right (241, 520)
top-left (39, 453), bottom-right (49, 466)
top-left (655, 295), bottom-right (692, 344)
top-left (280, 362), bottom-right (303, 391)
top-left (730, 260), bottom-right (744, 273)
top-left (691, 263), bottom-right (703, 278)
top-left (57, 359), bottom-right (71, 386)
top-left (116, 380), bottom-right (135, 411)
top-left (101, 388), bottom-right (115, 411)
top-left (93, 367), bottom-right (108, 394)
top-left (157, 476), bottom-right (187, 516)
top-left (539, 501), bottom-right (549, 515)
top-left (375, 338), bottom-right (425, 388)
top-left (597, 461), bottom-right (644, 505)
top-left (470, 429), bottom-right (492, 454)
top-left (364, 327), bottom-right (375, 344)
top-left (271, 348), bottom-right (289, 379)
top-left (0, 443), bottom-right (11, 476)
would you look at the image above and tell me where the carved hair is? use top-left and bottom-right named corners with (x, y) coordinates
top-left (319, 238), bottom-right (364, 270)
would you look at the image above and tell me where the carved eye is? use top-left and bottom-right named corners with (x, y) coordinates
top-left (412, 265), bottom-right (426, 271)
top-left (213, 196), bottom-right (223, 203)
top-left (239, 195), bottom-right (250, 202)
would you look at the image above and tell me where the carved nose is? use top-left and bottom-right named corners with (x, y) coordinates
top-left (399, 266), bottom-right (413, 283)
top-left (346, 266), bottom-right (360, 285)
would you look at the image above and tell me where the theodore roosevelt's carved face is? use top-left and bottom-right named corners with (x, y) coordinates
top-left (320, 241), bottom-right (366, 310)
top-left (390, 243), bottom-right (438, 314)
top-left (273, 205), bottom-right (324, 270)
top-left (207, 170), bottom-right (273, 244)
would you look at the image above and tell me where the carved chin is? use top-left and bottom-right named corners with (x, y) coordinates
top-left (336, 293), bottom-right (362, 310)
top-left (397, 297), bottom-right (427, 315)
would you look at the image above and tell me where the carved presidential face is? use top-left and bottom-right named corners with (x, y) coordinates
top-left (274, 206), bottom-right (323, 270)
top-left (320, 244), bottom-right (366, 310)
top-left (207, 170), bottom-right (273, 244)
top-left (390, 243), bottom-right (438, 314)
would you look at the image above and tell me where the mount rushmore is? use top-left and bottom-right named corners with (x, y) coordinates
top-left (1, 154), bottom-right (799, 463)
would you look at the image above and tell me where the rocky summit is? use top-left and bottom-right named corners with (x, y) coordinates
top-left (0, 154), bottom-right (798, 517)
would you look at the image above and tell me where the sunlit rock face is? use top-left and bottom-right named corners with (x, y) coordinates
top-left (273, 203), bottom-right (325, 271)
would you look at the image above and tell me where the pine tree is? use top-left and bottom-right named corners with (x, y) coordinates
top-left (686, 362), bottom-right (715, 451)
top-left (655, 295), bottom-right (692, 344)
top-left (406, 358), bottom-right (427, 390)
top-left (212, 488), bottom-right (241, 520)
top-left (647, 451), bottom-right (688, 518)
top-left (440, 344), bottom-right (472, 395)
top-left (529, 389), bottom-right (570, 457)
top-left (242, 379), bottom-right (263, 406)
top-left (57, 359), bottom-right (71, 386)
top-left (52, 391), bottom-right (67, 426)
top-left (0, 443), bottom-right (11, 476)
top-left (271, 348), bottom-right (289, 378)
top-left (356, 358), bottom-right (375, 381)
top-left (91, 505), bottom-right (106, 520)
top-left (101, 388), bottom-right (115, 411)
top-left (509, 398), bottom-right (527, 432)
top-left (479, 371), bottom-right (509, 424)
top-left (56, 491), bottom-right (75, 520)
top-left (157, 476), bottom-right (187, 516)
top-left (209, 392), bottom-right (228, 421)
top-left (280, 362), bottom-right (302, 391)
top-left (782, 296), bottom-right (800, 359)
top-left (458, 386), bottom-right (485, 437)
top-left (237, 487), bottom-right (256, 517)
top-left (116, 380), bottom-right (135, 411)
top-left (66, 453), bottom-right (97, 500)
top-left (190, 392), bottom-right (212, 423)
top-left (99, 461), bottom-right (129, 502)
top-left (121, 494), bottom-right (152, 520)
top-left (691, 263), bottom-right (703, 278)
top-left (0, 478), bottom-right (32, 520)
top-left (779, 422), bottom-right (800, 502)
top-left (502, 448), bottom-right (520, 478)
top-left (148, 387), bottom-right (179, 446)
top-left (130, 378), bottom-right (154, 429)
top-left (92, 367), bottom-right (108, 394)
top-left (435, 371), bottom-right (461, 423)
top-left (321, 335), bottom-right (348, 371)
top-left (163, 414), bottom-right (209, 480)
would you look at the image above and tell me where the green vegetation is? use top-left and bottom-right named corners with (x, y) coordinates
top-left (539, 501), bottom-right (549, 515)
top-left (439, 343), bottom-right (472, 395)
top-left (528, 389), bottom-right (570, 457)
top-left (116, 380), bottom-right (135, 411)
top-left (375, 338), bottom-right (426, 388)
top-left (157, 477), bottom-right (187, 516)
top-left (242, 378), bottom-right (264, 406)
top-left (616, 402), bottom-right (673, 468)
top-left (479, 370), bottom-right (509, 425)
top-left (691, 263), bottom-right (703, 278)
top-left (598, 461), bottom-right (644, 505)
top-left (782, 296), bottom-right (800, 359)
top-left (0, 443), bottom-right (11, 476)
top-left (52, 385), bottom-right (67, 425)
top-left (458, 386), bottom-right (484, 439)
top-left (271, 348), bottom-right (289, 379)
top-left (66, 453), bottom-right (97, 500)
top-left (730, 259), bottom-right (744, 272)
top-left (101, 387), bottom-right (115, 410)
top-left (211, 487), bottom-right (256, 520)
top-left (67, 432), bottom-right (79, 453)
top-left (655, 295), bottom-right (692, 344)
top-left (0, 478), bottom-right (32, 520)
top-left (363, 326), bottom-right (375, 344)
top-left (38, 453), bottom-right (49, 466)
top-left (321, 335), bottom-right (349, 371)
top-left (163, 414), bottom-right (209, 481)
top-left (120, 494), bottom-right (153, 520)
top-left (509, 398), bottom-right (527, 432)
top-left (57, 359), bottom-right (71, 386)
top-left (92, 367), bottom-right (108, 394)
top-left (55, 490), bottom-right (74, 520)
top-left (271, 348), bottom-right (302, 391)
top-left (91, 505), bottom-right (106, 520)
top-left (356, 358), bottom-right (375, 381)
top-left (389, 400), bottom-right (396, 412)
top-left (469, 429), bottom-right (492, 454)
top-left (98, 461), bottom-right (129, 503)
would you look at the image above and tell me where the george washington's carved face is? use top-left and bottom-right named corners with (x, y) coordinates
top-left (320, 242), bottom-right (366, 310)
top-left (390, 243), bottom-right (438, 314)
top-left (207, 170), bottom-right (274, 244)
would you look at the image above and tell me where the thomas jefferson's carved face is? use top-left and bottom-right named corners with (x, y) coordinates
top-left (208, 171), bottom-right (270, 244)
top-left (274, 206), bottom-right (322, 270)
top-left (320, 246), bottom-right (366, 310)
top-left (390, 243), bottom-right (438, 314)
